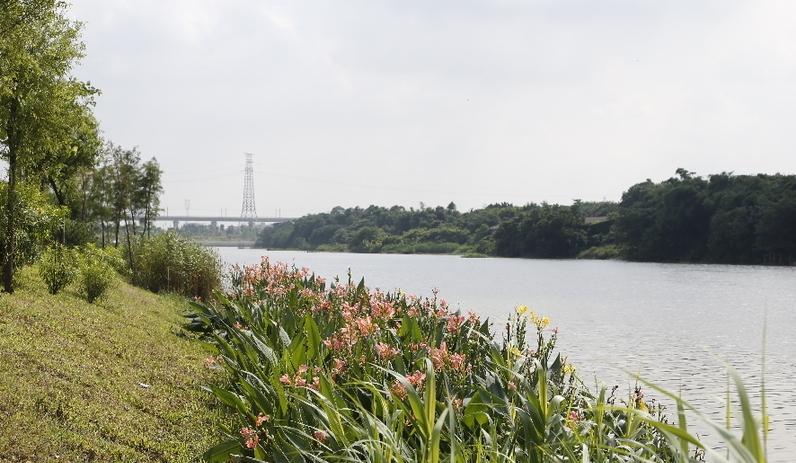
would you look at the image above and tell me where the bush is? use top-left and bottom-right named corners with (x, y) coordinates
top-left (38, 245), bottom-right (77, 294)
top-left (0, 182), bottom-right (68, 279)
top-left (132, 232), bottom-right (220, 300)
top-left (78, 245), bottom-right (115, 303)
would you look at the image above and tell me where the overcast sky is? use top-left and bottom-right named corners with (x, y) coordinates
top-left (67, 0), bottom-right (796, 217)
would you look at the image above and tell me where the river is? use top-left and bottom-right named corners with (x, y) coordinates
top-left (214, 247), bottom-right (796, 459)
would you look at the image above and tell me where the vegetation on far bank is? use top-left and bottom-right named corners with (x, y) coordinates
top-left (255, 169), bottom-right (796, 266)
top-left (0, 267), bottom-right (228, 462)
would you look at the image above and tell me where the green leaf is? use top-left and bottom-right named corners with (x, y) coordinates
top-left (203, 439), bottom-right (240, 462)
top-left (304, 315), bottom-right (321, 361)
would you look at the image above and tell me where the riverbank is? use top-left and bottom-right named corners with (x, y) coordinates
top-left (251, 244), bottom-right (621, 261)
top-left (0, 267), bottom-right (226, 462)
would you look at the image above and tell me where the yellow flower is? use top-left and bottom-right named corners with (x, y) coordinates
top-left (509, 345), bottom-right (522, 358)
top-left (563, 363), bottom-right (575, 375)
top-left (538, 316), bottom-right (551, 329)
top-left (516, 305), bottom-right (529, 316)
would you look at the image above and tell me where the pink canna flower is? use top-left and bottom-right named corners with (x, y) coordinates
top-left (390, 381), bottom-right (407, 400)
top-left (449, 353), bottom-right (467, 372)
top-left (313, 430), bottom-right (329, 443)
top-left (332, 358), bottom-right (346, 375)
top-left (375, 342), bottom-right (400, 360)
top-left (446, 314), bottom-right (465, 333)
top-left (406, 371), bottom-right (426, 389)
top-left (240, 427), bottom-right (259, 449)
top-left (429, 342), bottom-right (448, 371)
top-left (255, 413), bottom-right (270, 427)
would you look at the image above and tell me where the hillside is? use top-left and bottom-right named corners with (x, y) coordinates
top-left (0, 268), bottom-right (226, 462)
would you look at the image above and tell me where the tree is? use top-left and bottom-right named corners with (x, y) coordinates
top-left (137, 158), bottom-right (162, 238)
top-left (1, 0), bottom-right (97, 292)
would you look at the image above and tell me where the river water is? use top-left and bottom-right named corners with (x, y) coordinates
top-left (214, 248), bottom-right (796, 459)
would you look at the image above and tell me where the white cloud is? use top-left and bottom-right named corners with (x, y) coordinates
top-left (68, 0), bottom-right (796, 216)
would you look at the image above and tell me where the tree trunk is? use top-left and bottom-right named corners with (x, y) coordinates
top-left (128, 207), bottom-right (137, 237)
top-left (123, 216), bottom-right (135, 277)
top-left (47, 176), bottom-right (65, 206)
top-left (2, 98), bottom-right (20, 293)
top-left (114, 214), bottom-right (120, 247)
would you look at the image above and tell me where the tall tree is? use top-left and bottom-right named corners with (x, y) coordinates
top-left (138, 158), bottom-right (162, 238)
top-left (0, 0), bottom-right (97, 292)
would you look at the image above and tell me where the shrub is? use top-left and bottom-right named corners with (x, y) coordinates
top-left (132, 232), bottom-right (220, 300)
top-left (78, 245), bottom-right (115, 303)
top-left (38, 245), bottom-right (77, 294)
top-left (0, 182), bottom-right (68, 280)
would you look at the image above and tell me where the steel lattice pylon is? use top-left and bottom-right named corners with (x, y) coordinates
top-left (241, 153), bottom-right (257, 219)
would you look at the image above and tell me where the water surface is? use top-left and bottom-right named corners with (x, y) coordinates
top-left (215, 248), bottom-right (796, 459)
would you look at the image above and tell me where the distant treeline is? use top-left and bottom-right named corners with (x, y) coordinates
top-left (256, 170), bottom-right (796, 265)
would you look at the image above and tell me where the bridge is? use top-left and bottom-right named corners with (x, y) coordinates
top-left (155, 215), bottom-right (296, 228)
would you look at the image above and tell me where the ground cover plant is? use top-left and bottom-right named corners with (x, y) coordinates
top-left (0, 267), bottom-right (228, 462)
top-left (189, 258), bottom-right (766, 462)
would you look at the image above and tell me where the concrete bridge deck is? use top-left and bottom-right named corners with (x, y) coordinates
top-left (155, 216), bottom-right (295, 224)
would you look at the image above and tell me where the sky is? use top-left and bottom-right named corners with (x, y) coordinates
top-left (65, 0), bottom-right (796, 217)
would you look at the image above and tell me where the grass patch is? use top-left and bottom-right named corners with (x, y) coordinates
top-left (577, 244), bottom-right (622, 260)
top-left (0, 267), bottom-right (228, 462)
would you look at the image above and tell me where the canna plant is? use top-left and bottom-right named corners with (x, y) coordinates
top-left (188, 257), bottom-right (767, 462)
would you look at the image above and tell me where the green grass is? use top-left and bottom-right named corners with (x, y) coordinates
top-left (576, 244), bottom-right (621, 260)
top-left (0, 267), bottom-right (227, 462)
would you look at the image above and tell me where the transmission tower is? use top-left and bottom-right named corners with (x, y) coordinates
top-left (241, 153), bottom-right (257, 219)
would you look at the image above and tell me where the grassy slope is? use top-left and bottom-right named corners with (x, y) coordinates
top-left (0, 267), bottom-right (226, 462)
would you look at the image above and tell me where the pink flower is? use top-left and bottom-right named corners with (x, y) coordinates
top-left (375, 342), bottom-right (400, 360)
top-left (508, 381), bottom-right (517, 392)
top-left (390, 381), bottom-right (407, 399)
top-left (332, 358), bottom-right (346, 375)
top-left (279, 374), bottom-right (291, 385)
top-left (429, 342), bottom-right (448, 371)
top-left (406, 371), bottom-right (426, 389)
top-left (313, 430), bottom-right (329, 443)
top-left (240, 427), bottom-right (259, 449)
top-left (255, 413), bottom-right (270, 427)
top-left (355, 316), bottom-right (378, 336)
top-left (446, 314), bottom-right (465, 333)
top-left (449, 353), bottom-right (467, 372)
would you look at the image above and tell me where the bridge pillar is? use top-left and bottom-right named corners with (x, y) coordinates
top-left (211, 221), bottom-right (217, 228)
top-left (173, 220), bottom-right (179, 230)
